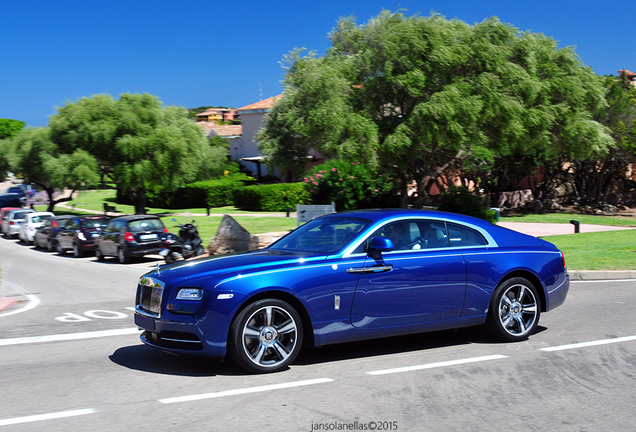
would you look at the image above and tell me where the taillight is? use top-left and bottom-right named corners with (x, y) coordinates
top-left (163, 228), bottom-right (168, 233)
top-left (124, 232), bottom-right (135, 243)
top-left (561, 251), bottom-right (566, 269)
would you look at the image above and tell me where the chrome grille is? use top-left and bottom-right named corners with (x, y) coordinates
top-left (136, 276), bottom-right (165, 317)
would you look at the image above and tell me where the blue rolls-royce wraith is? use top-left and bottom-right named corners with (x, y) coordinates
top-left (134, 209), bottom-right (569, 373)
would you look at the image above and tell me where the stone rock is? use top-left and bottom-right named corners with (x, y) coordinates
top-left (207, 214), bottom-right (251, 255)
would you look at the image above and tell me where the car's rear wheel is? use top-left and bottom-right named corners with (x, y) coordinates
top-left (118, 247), bottom-right (130, 264)
top-left (229, 299), bottom-right (303, 373)
top-left (487, 277), bottom-right (541, 342)
top-left (73, 244), bottom-right (83, 258)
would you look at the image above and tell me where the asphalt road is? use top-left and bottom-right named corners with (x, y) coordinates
top-left (1, 236), bottom-right (635, 431)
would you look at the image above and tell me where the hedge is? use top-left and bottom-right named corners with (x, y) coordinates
top-left (233, 183), bottom-right (310, 211)
top-left (172, 175), bottom-right (253, 208)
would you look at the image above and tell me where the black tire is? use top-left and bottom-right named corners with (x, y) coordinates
top-left (228, 299), bottom-right (303, 373)
top-left (95, 247), bottom-right (105, 261)
top-left (118, 247), bottom-right (130, 264)
top-left (194, 245), bottom-right (205, 256)
top-left (487, 277), bottom-right (541, 342)
top-left (164, 253), bottom-right (176, 265)
top-left (73, 244), bottom-right (83, 258)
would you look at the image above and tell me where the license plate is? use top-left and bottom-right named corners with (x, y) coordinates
top-left (140, 234), bottom-right (158, 241)
top-left (134, 313), bottom-right (155, 331)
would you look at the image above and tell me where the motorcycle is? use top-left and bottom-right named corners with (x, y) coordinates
top-left (159, 218), bottom-right (205, 264)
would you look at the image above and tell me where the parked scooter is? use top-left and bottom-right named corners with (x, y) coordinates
top-left (159, 218), bottom-right (205, 264)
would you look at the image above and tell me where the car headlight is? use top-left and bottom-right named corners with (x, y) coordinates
top-left (176, 288), bottom-right (203, 300)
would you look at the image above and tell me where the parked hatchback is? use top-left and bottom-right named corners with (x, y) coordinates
top-left (18, 212), bottom-right (55, 244)
top-left (56, 216), bottom-right (110, 257)
top-left (1, 208), bottom-right (35, 238)
top-left (95, 215), bottom-right (167, 263)
top-left (33, 215), bottom-right (73, 251)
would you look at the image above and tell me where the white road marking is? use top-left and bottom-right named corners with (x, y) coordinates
top-left (366, 354), bottom-right (509, 375)
top-left (0, 281), bottom-right (40, 318)
top-left (0, 408), bottom-right (97, 427)
top-left (539, 335), bottom-right (636, 352)
top-left (0, 328), bottom-right (140, 347)
top-left (159, 378), bottom-right (334, 404)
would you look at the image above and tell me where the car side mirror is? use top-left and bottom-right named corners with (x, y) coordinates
top-left (368, 237), bottom-right (394, 253)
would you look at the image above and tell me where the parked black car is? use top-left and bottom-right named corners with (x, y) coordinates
top-left (95, 215), bottom-right (167, 263)
top-left (0, 193), bottom-right (24, 209)
top-left (33, 215), bottom-right (73, 251)
top-left (55, 216), bottom-right (110, 257)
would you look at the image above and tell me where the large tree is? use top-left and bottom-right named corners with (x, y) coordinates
top-left (0, 119), bottom-right (26, 176)
top-left (50, 93), bottom-right (222, 214)
top-left (258, 11), bottom-right (613, 207)
top-left (6, 127), bottom-right (100, 211)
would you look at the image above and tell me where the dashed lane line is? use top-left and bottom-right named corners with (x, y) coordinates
top-left (539, 335), bottom-right (636, 352)
top-left (366, 354), bottom-right (509, 376)
top-left (158, 378), bottom-right (334, 404)
top-left (0, 328), bottom-right (140, 346)
top-left (0, 408), bottom-right (97, 427)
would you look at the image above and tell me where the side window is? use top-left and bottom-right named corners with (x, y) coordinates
top-left (447, 223), bottom-right (488, 247)
top-left (353, 219), bottom-right (450, 253)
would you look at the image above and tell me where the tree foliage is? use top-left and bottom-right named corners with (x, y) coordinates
top-left (258, 10), bottom-right (613, 207)
top-left (5, 127), bottom-right (99, 211)
top-left (49, 93), bottom-right (219, 213)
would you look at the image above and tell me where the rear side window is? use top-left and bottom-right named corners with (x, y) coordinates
top-left (447, 222), bottom-right (488, 247)
top-left (128, 218), bottom-right (165, 233)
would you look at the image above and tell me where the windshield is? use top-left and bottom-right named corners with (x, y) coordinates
top-left (269, 217), bottom-right (370, 253)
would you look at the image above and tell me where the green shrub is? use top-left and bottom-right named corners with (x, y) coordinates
top-left (171, 173), bottom-right (255, 208)
top-left (233, 183), bottom-right (310, 211)
top-left (437, 185), bottom-right (496, 222)
top-left (304, 160), bottom-right (400, 210)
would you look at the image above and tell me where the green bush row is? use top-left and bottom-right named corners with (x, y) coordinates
top-left (172, 178), bottom-right (309, 211)
top-left (233, 183), bottom-right (310, 211)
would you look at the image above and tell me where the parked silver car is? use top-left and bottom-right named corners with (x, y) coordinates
top-left (1, 208), bottom-right (35, 238)
top-left (18, 212), bottom-right (55, 244)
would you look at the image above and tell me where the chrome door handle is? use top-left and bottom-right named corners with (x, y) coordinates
top-left (346, 265), bottom-right (393, 274)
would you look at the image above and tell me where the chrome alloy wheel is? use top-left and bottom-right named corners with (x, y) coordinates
top-left (236, 301), bottom-right (302, 372)
top-left (497, 282), bottom-right (538, 338)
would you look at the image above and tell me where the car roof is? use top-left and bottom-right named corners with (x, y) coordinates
top-left (324, 208), bottom-right (493, 227)
top-left (108, 214), bottom-right (160, 222)
top-left (6, 208), bottom-right (34, 215)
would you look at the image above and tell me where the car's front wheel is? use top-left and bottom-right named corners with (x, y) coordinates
top-left (229, 299), bottom-right (303, 373)
top-left (73, 244), bottom-right (83, 258)
top-left (487, 277), bottom-right (541, 342)
top-left (95, 247), bottom-right (105, 261)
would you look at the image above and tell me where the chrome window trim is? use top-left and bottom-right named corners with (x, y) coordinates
top-left (342, 216), bottom-right (498, 258)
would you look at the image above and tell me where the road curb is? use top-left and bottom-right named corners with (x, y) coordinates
top-left (568, 270), bottom-right (636, 280)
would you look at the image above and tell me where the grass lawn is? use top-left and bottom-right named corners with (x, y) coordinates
top-left (34, 188), bottom-right (635, 270)
top-left (34, 189), bottom-right (298, 240)
top-left (501, 212), bottom-right (636, 227)
top-left (542, 230), bottom-right (636, 270)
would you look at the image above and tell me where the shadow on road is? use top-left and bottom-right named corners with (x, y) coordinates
top-left (109, 325), bottom-right (547, 376)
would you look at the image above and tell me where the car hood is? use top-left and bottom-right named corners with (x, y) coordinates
top-left (144, 249), bottom-right (327, 287)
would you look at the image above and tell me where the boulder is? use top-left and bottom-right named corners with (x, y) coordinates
top-left (207, 214), bottom-right (251, 255)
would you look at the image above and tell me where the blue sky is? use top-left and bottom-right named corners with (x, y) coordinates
top-left (2, 0), bottom-right (634, 127)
